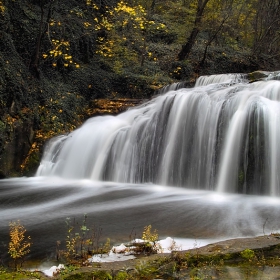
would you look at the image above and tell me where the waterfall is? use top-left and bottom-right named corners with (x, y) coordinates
top-left (37, 73), bottom-right (280, 195)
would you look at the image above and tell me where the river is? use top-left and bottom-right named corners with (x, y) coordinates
top-left (1, 72), bottom-right (280, 263)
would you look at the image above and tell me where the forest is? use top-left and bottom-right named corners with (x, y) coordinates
top-left (0, 0), bottom-right (280, 177)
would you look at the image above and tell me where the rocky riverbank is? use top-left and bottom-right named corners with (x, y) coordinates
top-left (21, 234), bottom-right (280, 279)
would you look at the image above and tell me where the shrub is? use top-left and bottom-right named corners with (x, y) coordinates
top-left (61, 215), bottom-right (108, 264)
top-left (8, 220), bottom-right (31, 270)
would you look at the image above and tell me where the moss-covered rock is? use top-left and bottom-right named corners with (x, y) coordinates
top-left (248, 70), bottom-right (280, 82)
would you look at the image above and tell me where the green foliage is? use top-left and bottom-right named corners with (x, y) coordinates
top-left (152, 1), bottom-right (193, 44)
top-left (241, 249), bottom-right (255, 261)
top-left (62, 270), bottom-right (113, 280)
top-left (62, 215), bottom-right (107, 264)
top-left (92, 270), bottom-right (113, 280)
top-left (169, 61), bottom-right (193, 80)
top-left (115, 271), bottom-right (130, 280)
top-left (189, 267), bottom-right (206, 280)
top-left (94, 1), bottom-right (170, 71)
top-left (0, 0), bottom-right (278, 178)
top-left (39, 0), bottom-right (99, 70)
top-left (63, 271), bottom-right (108, 280)
top-left (134, 260), bottom-right (158, 279)
top-left (102, 238), bottom-right (111, 255)
top-left (0, 269), bottom-right (41, 280)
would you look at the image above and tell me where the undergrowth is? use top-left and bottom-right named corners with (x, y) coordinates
top-left (4, 218), bottom-right (280, 279)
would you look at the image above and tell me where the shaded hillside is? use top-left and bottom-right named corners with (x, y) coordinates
top-left (0, 0), bottom-right (278, 177)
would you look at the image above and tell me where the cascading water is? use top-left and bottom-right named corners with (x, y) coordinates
top-left (37, 73), bottom-right (280, 196)
top-left (2, 72), bottom-right (280, 263)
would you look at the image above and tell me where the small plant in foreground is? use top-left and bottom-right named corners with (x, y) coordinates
top-left (142, 225), bottom-right (158, 243)
top-left (8, 220), bottom-right (31, 270)
top-left (62, 215), bottom-right (106, 264)
top-left (102, 238), bottom-right (111, 255)
top-left (241, 248), bottom-right (255, 262)
top-left (115, 271), bottom-right (130, 280)
top-left (132, 225), bottom-right (159, 255)
top-left (134, 260), bottom-right (158, 279)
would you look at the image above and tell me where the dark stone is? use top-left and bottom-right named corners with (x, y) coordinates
top-left (0, 118), bottom-right (34, 177)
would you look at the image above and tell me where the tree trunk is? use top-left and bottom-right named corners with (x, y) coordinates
top-left (30, 1), bottom-right (44, 78)
top-left (30, 0), bottom-right (55, 78)
top-left (177, 0), bottom-right (211, 60)
top-left (151, 0), bottom-right (156, 13)
top-left (197, 16), bottom-right (228, 70)
top-left (178, 28), bottom-right (199, 61)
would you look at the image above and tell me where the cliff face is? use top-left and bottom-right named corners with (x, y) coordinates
top-left (0, 1), bottom-right (97, 177)
top-left (0, 13), bottom-right (38, 177)
top-left (0, 119), bottom-right (34, 177)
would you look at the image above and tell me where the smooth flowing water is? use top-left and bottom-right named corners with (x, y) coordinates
top-left (1, 73), bottom-right (280, 262)
top-left (38, 73), bottom-right (280, 195)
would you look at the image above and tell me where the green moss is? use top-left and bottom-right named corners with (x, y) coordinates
top-left (248, 71), bottom-right (269, 82)
top-left (92, 271), bottom-right (113, 280)
top-left (241, 249), bottom-right (255, 261)
top-left (63, 272), bottom-right (94, 280)
top-left (0, 269), bottom-right (41, 280)
top-left (115, 271), bottom-right (129, 280)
